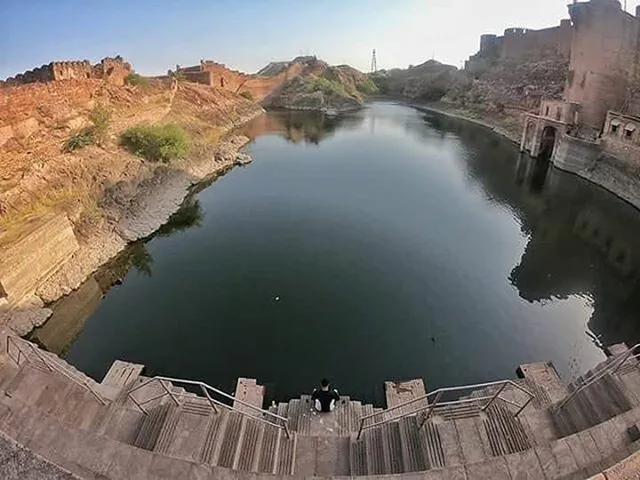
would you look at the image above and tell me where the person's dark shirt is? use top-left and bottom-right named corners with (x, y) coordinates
top-left (312, 388), bottom-right (340, 412)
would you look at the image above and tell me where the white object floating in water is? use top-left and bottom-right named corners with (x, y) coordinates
top-left (274, 296), bottom-right (280, 302)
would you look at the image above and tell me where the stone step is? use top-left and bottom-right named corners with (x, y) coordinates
top-left (154, 405), bottom-right (182, 454)
top-left (199, 409), bottom-right (228, 465)
top-left (432, 419), bottom-right (462, 466)
top-left (616, 367), bottom-right (640, 406)
top-left (182, 396), bottom-right (216, 416)
top-left (483, 401), bottom-right (531, 456)
top-left (132, 403), bottom-right (170, 450)
top-left (217, 412), bottom-right (244, 468)
top-left (286, 398), bottom-right (301, 431)
top-left (433, 403), bottom-right (482, 421)
top-left (257, 423), bottom-right (281, 473)
top-left (295, 398), bottom-right (312, 435)
top-left (381, 421), bottom-right (403, 474)
top-left (60, 388), bottom-right (106, 431)
top-left (350, 437), bottom-right (367, 475)
top-left (419, 420), bottom-right (445, 468)
top-left (398, 416), bottom-right (427, 471)
top-left (276, 401), bottom-right (289, 420)
top-left (275, 430), bottom-right (296, 475)
top-left (453, 416), bottom-right (489, 464)
top-left (98, 404), bottom-right (146, 444)
top-left (236, 417), bottom-right (262, 471)
top-left (364, 427), bottom-right (386, 474)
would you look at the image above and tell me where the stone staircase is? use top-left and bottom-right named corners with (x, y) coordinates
top-left (551, 348), bottom-right (640, 437)
top-left (4, 360), bottom-right (296, 475)
top-left (2, 329), bottom-right (640, 479)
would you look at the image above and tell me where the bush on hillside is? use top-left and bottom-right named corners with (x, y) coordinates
top-left (125, 73), bottom-right (149, 88)
top-left (62, 104), bottom-right (111, 152)
top-left (63, 128), bottom-right (95, 152)
top-left (120, 123), bottom-right (190, 163)
top-left (357, 77), bottom-right (379, 95)
top-left (88, 104), bottom-right (111, 146)
top-left (303, 75), bottom-right (348, 97)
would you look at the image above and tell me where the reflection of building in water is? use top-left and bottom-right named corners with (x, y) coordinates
top-left (426, 111), bottom-right (640, 349)
top-left (30, 278), bottom-right (103, 355)
top-left (573, 208), bottom-right (638, 279)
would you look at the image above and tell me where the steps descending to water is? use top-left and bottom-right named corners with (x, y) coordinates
top-left (7, 328), bottom-right (640, 479)
top-left (552, 347), bottom-right (640, 437)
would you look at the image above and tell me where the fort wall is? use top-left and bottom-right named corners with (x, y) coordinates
top-left (1, 56), bottom-right (131, 88)
top-left (565, 0), bottom-right (640, 131)
top-left (501, 21), bottom-right (572, 60)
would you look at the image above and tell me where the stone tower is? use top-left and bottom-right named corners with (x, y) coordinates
top-left (565, 0), bottom-right (640, 132)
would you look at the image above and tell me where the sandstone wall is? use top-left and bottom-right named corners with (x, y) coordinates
top-left (1, 57), bottom-right (131, 88)
top-left (51, 61), bottom-right (92, 81)
top-left (0, 213), bottom-right (79, 306)
top-left (501, 21), bottom-right (572, 60)
top-left (0, 65), bottom-right (54, 86)
top-left (182, 71), bottom-right (214, 86)
top-left (565, 0), bottom-right (640, 131)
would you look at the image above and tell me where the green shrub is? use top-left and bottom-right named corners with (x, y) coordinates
top-left (89, 104), bottom-right (110, 146)
top-left (239, 90), bottom-right (254, 101)
top-left (63, 128), bottom-right (94, 152)
top-left (304, 75), bottom-right (348, 97)
top-left (120, 123), bottom-right (190, 163)
top-left (62, 105), bottom-right (111, 151)
top-left (125, 73), bottom-right (149, 88)
top-left (357, 77), bottom-right (379, 95)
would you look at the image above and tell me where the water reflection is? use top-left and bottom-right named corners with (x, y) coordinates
top-left (241, 110), bottom-right (364, 145)
top-left (421, 111), bottom-right (640, 350)
top-left (30, 196), bottom-right (205, 353)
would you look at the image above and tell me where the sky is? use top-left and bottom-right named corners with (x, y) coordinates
top-left (1, 0), bottom-right (635, 80)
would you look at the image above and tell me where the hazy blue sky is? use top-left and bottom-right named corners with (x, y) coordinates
top-left (2, 0), bottom-right (635, 79)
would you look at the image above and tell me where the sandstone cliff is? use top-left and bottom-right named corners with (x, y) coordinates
top-left (0, 75), bottom-right (263, 322)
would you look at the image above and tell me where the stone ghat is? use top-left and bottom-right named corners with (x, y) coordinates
top-left (2, 327), bottom-right (640, 478)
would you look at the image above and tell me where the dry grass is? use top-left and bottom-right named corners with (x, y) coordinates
top-left (0, 186), bottom-right (86, 231)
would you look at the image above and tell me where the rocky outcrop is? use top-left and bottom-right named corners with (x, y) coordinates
top-left (261, 57), bottom-right (374, 113)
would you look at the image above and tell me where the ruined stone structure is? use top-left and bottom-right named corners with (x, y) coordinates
top-left (520, 0), bottom-right (640, 178)
top-left (0, 56), bottom-right (132, 87)
top-left (565, 0), bottom-right (640, 133)
top-left (465, 20), bottom-right (572, 76)
top-left (173, 58), bottom-right (311, 103)
top-left (174, 60), bottom-right (249, 92)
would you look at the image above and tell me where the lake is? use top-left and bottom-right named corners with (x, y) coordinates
top-left (32, 102), bottom-right (640, 405)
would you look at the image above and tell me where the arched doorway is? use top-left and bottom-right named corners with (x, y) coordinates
top-left (539, 126), bottom-right (557, 160)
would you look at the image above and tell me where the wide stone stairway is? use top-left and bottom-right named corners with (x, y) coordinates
top-left (2, 329), bottom-right (640, 478)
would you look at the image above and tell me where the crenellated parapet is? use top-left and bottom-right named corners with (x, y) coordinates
top-left (1, 56), bottom-right (132, 87)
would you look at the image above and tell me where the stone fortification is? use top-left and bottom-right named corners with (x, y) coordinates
top-left (1, 56), bottom-right (131, 87)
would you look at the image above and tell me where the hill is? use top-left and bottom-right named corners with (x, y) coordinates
top-left (370, 60), bottom-right (464, 101)
top-left (260, 56), bottom-right (378, 113)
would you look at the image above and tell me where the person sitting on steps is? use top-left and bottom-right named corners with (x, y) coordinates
top-left (312, 378), bottom-right (340, 412)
